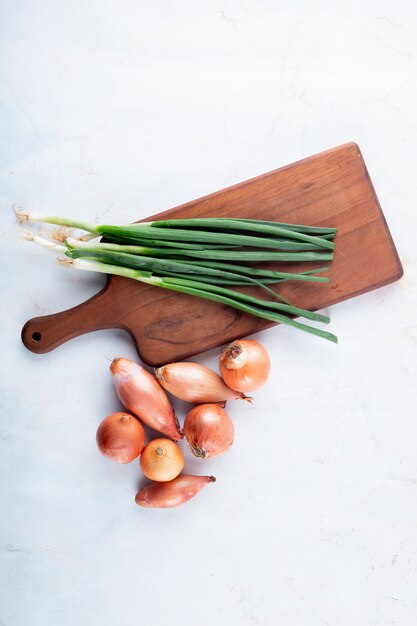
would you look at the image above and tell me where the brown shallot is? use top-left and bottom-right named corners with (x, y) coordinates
top-left (220, 339), bottom-right (270, 392)
top-left (96, 412), bottom-right (146, 463)
top-left (155, 362), bottom-right (251, 403)
top-left (140, 438), bottom-right (184, 482)
top-left (135, 475), bottom-right (216, 508)
top-left (184, 404), bottom-right (234, 458)
top-left (110, 358), bottom-right (182, 440)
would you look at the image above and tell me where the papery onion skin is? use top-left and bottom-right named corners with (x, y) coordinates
top-left (140, 438), bottom-right (184, 482)
top-left (155, 362), bottom-right (251, 403)
top-left (184, 404), bottom-right (234, 458)
top-left (135, 475), bottom-right (216, 508)
top-left (110, 358), bottom-right (182, 440)
top-left (220, 339), bottom-right (270, 392)
top-left (96, 412), bottom-right (146, 463)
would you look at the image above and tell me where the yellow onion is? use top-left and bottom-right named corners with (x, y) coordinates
top-left (135, 475), bottom-right (216, 508)
top-left (220, 339), bottom-right (270, 392)
top-left (140, 438), bottom-right (184, 482)
top-left (110, 358), bottom-right (182, 440)
top-left (184, 404), bottom-right (234, 458)
top-left (155, 362), bottom-right (251, 403)
top-left (96, 412), bottom-right (146, 463)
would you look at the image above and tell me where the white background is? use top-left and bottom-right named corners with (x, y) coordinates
top-left (1, 1), bottom-right (417, 625)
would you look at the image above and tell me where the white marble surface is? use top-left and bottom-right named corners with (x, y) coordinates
top-left (1, 1), bottom-right (417, 625)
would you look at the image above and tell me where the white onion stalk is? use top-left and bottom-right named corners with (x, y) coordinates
top-left (14, 210), bottom-right (336, 250)
top-left (15, 208), bottom-right (98, 233)
top-left (22, 230), bottom-right (66, 253)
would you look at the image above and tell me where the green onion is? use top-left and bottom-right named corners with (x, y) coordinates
top-left (29, 234), bottom-right (329, 286)
top-left (127, 268), bottom-right (327, 286)
top-left (64, 247), bottom-right (289, 301)
top-left (144, 218), bottom-right (335, 249)
top-left (66, 237), bottom-right (328, 259)
top-left (58, 257), bottom-right (337, 343)
top-left (104, 236), bottom-right (241, 250)
top-left (150, 271), bottom-right (284, 286)
top-left (117, 235), bottom-right (331, 251)
top-left (140, 279), bottom-right (337, 342)
top-left (17, 212), bottom-right (334, 253)
top-left (180, 240), bottom-right (327, 252)
top-left (96, 225), bottom-right (334, 255)
top-left (67, 238), bottom-right (332, 263)
top-left (66, 238), bottom-right (330, 283)
top-left (233, 218), bottom-right (337, 235)
top-left (168, 259), bottom-right (330, 282)
top-left (158, 276), bottom-right (331, 324)
top-left (22, 230), bottom-right (66, 253)
top-left (156, 273), bottom-right (290, 286)
top-left (18, 210), bottom-right (338, 342)
top-left (166, 248), bottom-right (332, 261)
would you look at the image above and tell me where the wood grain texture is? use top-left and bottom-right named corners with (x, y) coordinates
top-left (21, 143), bottom-right (403, 365)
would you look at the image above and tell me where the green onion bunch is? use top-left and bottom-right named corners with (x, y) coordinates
top-left (17, 211), bottom-right (338, 343)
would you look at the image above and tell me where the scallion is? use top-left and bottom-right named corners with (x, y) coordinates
top-left (58, 257), bottom-right (338, 343)
top-left (18, 210), bottom-right (338, 342)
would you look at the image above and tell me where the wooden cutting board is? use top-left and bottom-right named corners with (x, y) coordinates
top-left (21, 143), bottom-right (403, 366)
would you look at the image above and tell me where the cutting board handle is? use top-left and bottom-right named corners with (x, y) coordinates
top-left (21, 287), bottom-right (115, 354)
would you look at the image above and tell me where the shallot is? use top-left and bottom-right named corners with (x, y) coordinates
top-left (135, 475), bottom-right (216, 508)
top-left (96, 412), bottom-right (146, 463)
top-left (140, 438), bottom-right (184, 482)
top-left (155, 362), bottom-right (251, 403)
top-left (110, 358), bottom-right (182, 440)
top-left (184, 404), bottom-right (234, 458)
top-left (220, 339), bottom-right (270, 392)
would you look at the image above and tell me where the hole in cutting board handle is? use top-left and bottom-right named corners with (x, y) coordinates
top-left (31, 331), bottom-right (42, 342)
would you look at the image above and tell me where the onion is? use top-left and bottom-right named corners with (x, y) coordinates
top-left (96, 412), bottom-right (146, 463)
top-left (140, 438), bottom-right (184, 482)
top-left (155, 362), bottom-right (251, 403)
top-left (135, 475), bottom-right (216, 508)
top-left (220, 339), bottom-right (270, 392)
top-left (110, 358), bottom-right (182, 440)
top-left (184, 404), bottom-right (234, 458)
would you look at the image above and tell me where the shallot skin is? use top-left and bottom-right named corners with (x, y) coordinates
top-left (110, 358), bottom-right (182, 440)
top-left (155, 362), bottom-right (251, 403)
top-left (140, 438), bottom-right (184, 482)
top-left (96, 412), bottom-right (146, 463)
top-left (184, 404), bottom-right (234, 458)
top-left (220, 339), bottom-right (270, 392)
top-left (135, 475), bottom-right (216, 508)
